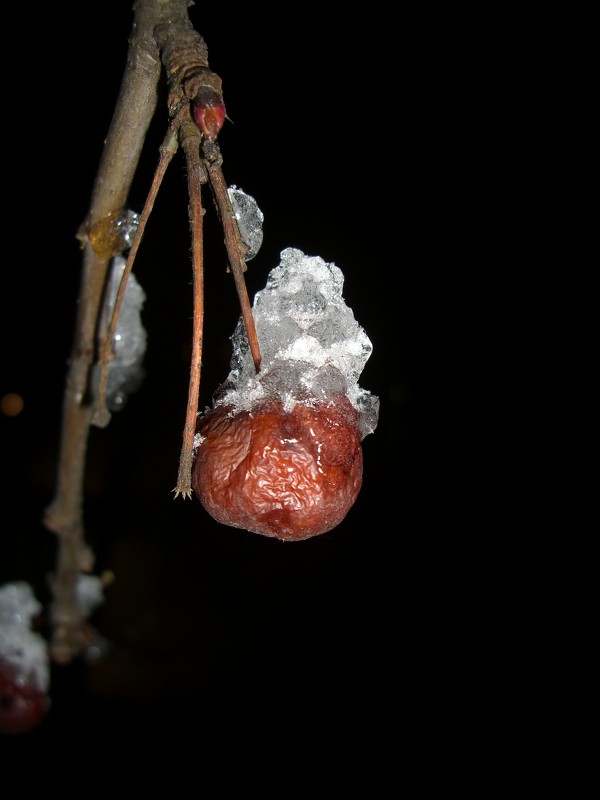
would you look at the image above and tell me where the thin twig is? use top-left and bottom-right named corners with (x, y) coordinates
top-left (156, 10), bottom-right (262, 496)
top-left (205, 153), bottom-right (262, 373)
top-left (174, 115), bottom-right (208, 497)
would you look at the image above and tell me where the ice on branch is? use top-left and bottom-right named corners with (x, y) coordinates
top-left (212, 247), bottom-right (379, 439)
top-left (228, 186), bottom-right (264, 261)
top-left (113, 208), bottom-right (141, 249)
top-left (0, 582), bottom-right (49, 692)
top-left (75, 574), bottom-right (105, 618)
top-left (93, 254), bottom-right (147, 411)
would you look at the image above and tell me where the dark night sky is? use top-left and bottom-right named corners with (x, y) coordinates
top-left (1, 2), bottom-right (445, 752)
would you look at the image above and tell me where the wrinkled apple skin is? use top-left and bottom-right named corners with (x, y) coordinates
top-left (192, 394), bottom-right (363, 540)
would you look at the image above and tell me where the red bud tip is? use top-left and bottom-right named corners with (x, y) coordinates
top-left (193, 88), bottom-right (226, 141)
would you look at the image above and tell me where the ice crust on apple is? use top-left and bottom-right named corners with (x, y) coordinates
top-left (210, 247), bottom-right (379, 436)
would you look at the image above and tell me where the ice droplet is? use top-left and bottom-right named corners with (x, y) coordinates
top-left (92, 255), bottom-right (148, 412)
top-left (228, 186), bottom-right (264, 261)
top-left (113, 208), bottom-right (141, 249)
top-left (75, 574), bottom-right (105, 617)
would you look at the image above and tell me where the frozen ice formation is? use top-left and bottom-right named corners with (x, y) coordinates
top-left (0, 582), bottom-right (49, 692)
top-left (75, 574), bottom-right (105, 617)
top-left (93, 254), bottom-right (147, 412)
top-left (228, 186), bottom-right (264, 261)
top-left (210, 247), bottom-right (379, 439)
top-left (113, 208), bottom-right (141, 249)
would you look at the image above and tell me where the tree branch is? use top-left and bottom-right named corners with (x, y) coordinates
top-left (43, 0), bottom-right (261, 663)
top-left (43, 0), bottom-right (191, 664)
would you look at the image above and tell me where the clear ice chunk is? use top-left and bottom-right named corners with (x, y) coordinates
top-left (213, 247), bottom-right (379, 439)
top-left (75, 574), bottom-right (105, 616)
top-left (114, 208), bottom-right (141, 249)
top-left (93, 255), bottom-right (148, 411)
top-left (228, 186), bottom-right (264, 261)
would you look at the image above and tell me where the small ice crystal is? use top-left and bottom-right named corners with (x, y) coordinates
top-left (0, 582), bottom-right (49, 691)
top-left (228, 186), bottom-right (264, 261)
top-left (92, 255), bottom-right (147, 411)
top-left (214, 247), bottom-right (379, 438)
top-left (114, 208), bottom-right (141, 249)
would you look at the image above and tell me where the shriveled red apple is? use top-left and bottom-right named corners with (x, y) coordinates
top-left (192, 393), bottom-right (363, 541)
top-left (0, 659), bottom-right (50, 735)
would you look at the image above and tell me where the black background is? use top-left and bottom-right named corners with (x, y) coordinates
top-left (1, 2), bottom-right (444, 755)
